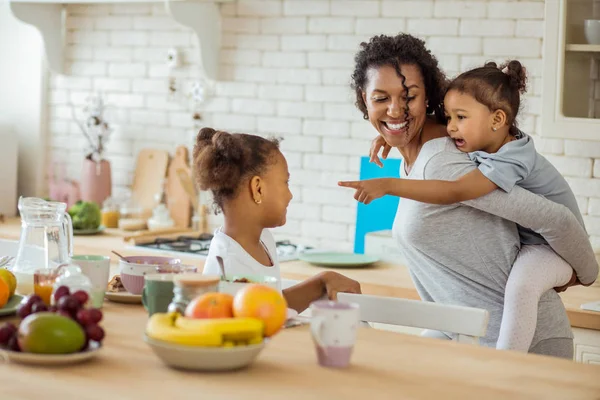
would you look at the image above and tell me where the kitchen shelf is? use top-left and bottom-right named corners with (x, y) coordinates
top-left (566, 44), bottom-right (600, 52)
top-left (8, 0), bottom-right (233, 80)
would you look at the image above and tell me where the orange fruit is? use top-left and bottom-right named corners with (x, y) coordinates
top-left (0, 277), bottom-right (8, 308)
top-left (0, 269), bottom-right (16, 297)
top-left (185, 292), bottom-right (234, 319)
top-left (233, 284), bottom-right (287, 337)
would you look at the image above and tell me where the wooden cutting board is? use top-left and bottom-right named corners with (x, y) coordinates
top-left (131, 149), bottom-right (170, 214)
top-left (165, 146), bottom-right (192, 228)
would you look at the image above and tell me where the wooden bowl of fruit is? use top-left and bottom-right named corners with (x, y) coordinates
top-left (0, 286), bottom-right (106, 365)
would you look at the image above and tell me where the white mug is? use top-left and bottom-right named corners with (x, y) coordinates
top-left (310, 300), bottom-right (360, 368)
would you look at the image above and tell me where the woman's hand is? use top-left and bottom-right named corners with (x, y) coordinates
top-left (338, 178), bottom-right (390, 204)
top-left (320, 271), bottom-right (361, 300)
top-left (370, 136), bottom-right (392, 168)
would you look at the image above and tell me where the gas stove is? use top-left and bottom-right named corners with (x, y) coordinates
top-left (128, 233), bottom-right (311, 262)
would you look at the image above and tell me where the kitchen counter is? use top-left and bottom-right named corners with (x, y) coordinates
top-left (1, 217), bottom-right (599, 331)
top-left (1, 302), bottom-right (599, 399)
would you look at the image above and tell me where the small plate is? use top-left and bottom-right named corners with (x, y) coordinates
top-left (0, 342), bottom-right (102, 366)
top-left (73, 226), bottom-right (105, 236)
top-left (299, 252), bottom-right (380, 268)
top-left (105, 291), bottom-right (142, 304)
top-left (0, 294), bottom-right (24, 317)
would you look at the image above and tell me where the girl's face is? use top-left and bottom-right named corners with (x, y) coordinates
top-left (444, 90), bottom-right (498, 153)
top-left (362, 64), bottom-right (428, 149)
top-left (259, 151), bottom-right (293, 228)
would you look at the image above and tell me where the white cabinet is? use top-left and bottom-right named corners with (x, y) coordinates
top-left (542, 0), bottom-right (600, 140)
top-left (573, 327), bottom-right (600, 364)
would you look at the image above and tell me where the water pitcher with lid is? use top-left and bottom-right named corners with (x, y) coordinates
top-left (11, 197), bottom-right (74, 295)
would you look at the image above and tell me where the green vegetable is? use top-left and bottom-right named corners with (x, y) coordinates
top-left (68, 201), bottom-right (101, 230)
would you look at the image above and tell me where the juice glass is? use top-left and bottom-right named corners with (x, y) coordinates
top-left (33, 268), bottom-right (61, 305)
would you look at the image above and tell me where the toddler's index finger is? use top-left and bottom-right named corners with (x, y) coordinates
top-left (338, 181), bottom-right (360, 189)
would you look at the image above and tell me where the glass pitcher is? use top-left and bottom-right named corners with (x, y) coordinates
top-left (11, 197), bottom-right (74, 295)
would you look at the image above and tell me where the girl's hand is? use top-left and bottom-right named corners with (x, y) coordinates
top-left (320, 271), bottom-right (361, 300)
top-left (338, 178), bottom-right (390, 204)
top-left (370, 136), bottom-right (392, 168)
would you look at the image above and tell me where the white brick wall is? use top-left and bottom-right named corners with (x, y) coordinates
top-left (48, 0), bottom-right (600, 251)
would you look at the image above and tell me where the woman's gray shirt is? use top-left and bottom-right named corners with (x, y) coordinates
top-left (393, 137), bottom-right (599, 348)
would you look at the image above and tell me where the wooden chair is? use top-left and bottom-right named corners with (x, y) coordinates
top-left (337, 292), bottom-right (489, 345)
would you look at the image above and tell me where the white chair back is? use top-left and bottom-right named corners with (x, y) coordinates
top-left (337, 292), bottom-right (489, 344)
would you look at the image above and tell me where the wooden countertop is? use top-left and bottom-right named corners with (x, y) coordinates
top-left (1, 302), bottom-right (599, 399)
top-left (1, 217), bottom-right (599, 331)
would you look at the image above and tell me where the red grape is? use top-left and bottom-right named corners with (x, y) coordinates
top-left (72, 290), bottom-right (89, 307)
top-left (76, 309), bottom-right (92, 326)
top-left (0, 323), bottom-right (17, 345)
top-left (57, 295), bottom-right (80, 314)
top-left (85, 324), bottom-right (105, 342)
top-left (53, 285), bottom-right (70, 303)
top-left (17, 302), bottom-right (32, 319)
top-left (48, 305), bottom-right (58, 313)
top-left (26, 295), bottom-right (43, 306)
top-left (56, 310), bottom-right (72, 319)
top-left (8, 335), bottom-right (20, 352)
top-left (31, 303), bottom-right (49, 314)
top-left (88, 309), bottom-right (103, 324)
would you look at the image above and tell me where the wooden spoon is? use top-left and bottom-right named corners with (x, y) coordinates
top-left (111, 250), bottom-right (127, 261)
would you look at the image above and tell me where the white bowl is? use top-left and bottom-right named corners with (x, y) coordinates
top-left (144, 335), bottom-right (266, 371)
top-left (584, 20), bottom-right (600, 44)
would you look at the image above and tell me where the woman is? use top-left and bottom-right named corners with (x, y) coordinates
top-left (345, 34), bottom-right (598, 358)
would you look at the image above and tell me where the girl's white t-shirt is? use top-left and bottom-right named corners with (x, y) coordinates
top-left (202, 227), bottom-right (282, 291)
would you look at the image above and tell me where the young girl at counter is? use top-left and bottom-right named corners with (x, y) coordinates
top-left (195, 127), bottom-right (361, 313)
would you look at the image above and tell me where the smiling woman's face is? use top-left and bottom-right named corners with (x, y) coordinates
top-left (362, 64), bottom-right (428, 149)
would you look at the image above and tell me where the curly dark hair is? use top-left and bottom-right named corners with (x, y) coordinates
top-left (351, 34), bottom-right (448, 125)
top-left (447, 60), bottom-right (527, 136)
top-left (193, 127), bottom-right (280, 213)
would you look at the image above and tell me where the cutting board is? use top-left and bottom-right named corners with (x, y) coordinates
top-left (131, 149), bottom-right (170, 214)
top-left (166, 146), bottom-right (192, 228)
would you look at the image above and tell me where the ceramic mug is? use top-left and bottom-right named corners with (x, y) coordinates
top-left (310, 300), bottom-right (360, 368)
top-left (70, 255), bottom-right (110, 308)
top-left (142, 273), bottom-right (177, 316)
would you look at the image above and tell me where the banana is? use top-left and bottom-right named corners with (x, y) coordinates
top-left (146, 312), bottom-right (264, 347)
top-left (175, 316), bottom-right (264, 342)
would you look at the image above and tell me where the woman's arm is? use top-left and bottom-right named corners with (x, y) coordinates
top-left (339, 169), bottom-right (498, 205)
top-left (425, 151), bottom-right (599, 286)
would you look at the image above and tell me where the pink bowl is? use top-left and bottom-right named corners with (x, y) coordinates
top-left (120, 272), bottom-right (145, 295)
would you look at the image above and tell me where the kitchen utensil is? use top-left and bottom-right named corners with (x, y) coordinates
top-left (165, 146), bottom-right (193, 228)
top-left (0, 256), bottom-right (14, 268)
top-left (12, 197), bottom-right (74, 295)
top-left (131, 149), bottom-right (170, 215)
top-left (175, 167), bottom-right (198, 214)
top-left (216, 256), bottom-right (227, 281)
top-left (111, 250), bottom-right (126, 261)
top-left (0, 341), bottom-right (103, 366)
top-left (310, 300), bottom-right (360, 368)
top-left (144, 334), bottom-right (266, 372)
top-left (299, 252), bottom-right (380, 268)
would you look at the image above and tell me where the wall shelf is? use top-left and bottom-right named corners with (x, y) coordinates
top-left (566, 44), bottom-right (600, 52)
top-left (8, 0), bottom-right (233, 81)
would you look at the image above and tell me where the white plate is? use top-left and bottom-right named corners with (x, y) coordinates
top-left (105, 291), bottom-right (142, 304)
top-left (0, 342), bottom-right (102, 366)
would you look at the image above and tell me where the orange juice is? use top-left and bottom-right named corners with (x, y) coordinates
top-left (34, 283), bottom-right (54, 305)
